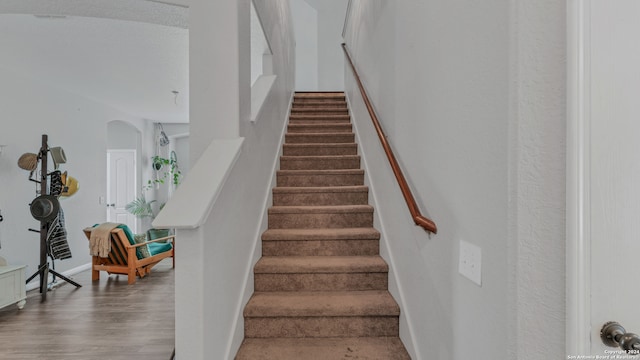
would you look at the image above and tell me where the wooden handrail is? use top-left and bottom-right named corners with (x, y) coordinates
top-left (342, 43), bottom-right (437, 234)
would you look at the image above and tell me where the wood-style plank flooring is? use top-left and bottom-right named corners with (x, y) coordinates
top-left (0, 260), bottom-right (174, 360)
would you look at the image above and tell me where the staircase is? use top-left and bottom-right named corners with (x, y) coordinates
top-left (235, 92), bottom-right (410, 359)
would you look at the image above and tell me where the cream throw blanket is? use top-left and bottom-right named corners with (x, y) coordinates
top-left (86, 222), bottom-right (121, 258)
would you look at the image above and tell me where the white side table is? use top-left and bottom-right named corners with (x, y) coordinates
top-left (0, 265), bottom-right (27, 310)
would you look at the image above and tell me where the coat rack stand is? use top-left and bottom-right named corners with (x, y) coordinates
top-left (25, 134), bottom-right (81, 301)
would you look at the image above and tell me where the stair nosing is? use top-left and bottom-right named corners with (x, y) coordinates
top-left (272, 185), bottom-right (368, 194)
top-left (280, 155), bottom-right (360, 160)
top-left (262, 228), bottom-right (380, 241)
top-left (283, 143), bottom-right (357, 147)
top-left (269, 205), bottom-right (373, 213)
top-left (277, 169), bottom-right (364, 174)
top-left (254, 255), bottom-right (388, 274)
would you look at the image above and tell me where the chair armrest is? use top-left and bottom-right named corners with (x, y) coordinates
top-left (129, 235), bottom-right (175, 248)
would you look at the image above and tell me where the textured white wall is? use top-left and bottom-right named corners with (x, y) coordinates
top-left (0, 67), bottom-right (145, 277)
top-left (189, 0), bottom-right (243, 160)
top-left (345, 1), bottom-right (566, 359)
top-left (182, 0), bottom-right (295, 358)
top-left (309, 0), bottom-right (346, 91)
top-left (291, 0), bottom-right (346, 91)
top-left (291, 0), bottom-right (318, 90)
top-left (511, 1), bottom-right (566, 358)
top-left (250, 1), bottom-right (270, 86)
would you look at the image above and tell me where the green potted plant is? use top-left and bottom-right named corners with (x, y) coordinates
top-left (125, 190), bottom-right (171, 242)
top-left (124, 193), bottom-right (156, 219)
top-left (150, 152), bottom-right (182, 189)
top-left (126, 152), bottom-right (182, 241)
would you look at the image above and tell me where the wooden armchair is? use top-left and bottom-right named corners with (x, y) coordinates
top-left (83, 225), bottom-right (174, 285)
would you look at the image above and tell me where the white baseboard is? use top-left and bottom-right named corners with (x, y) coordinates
top-left (25, 262), bottom-right (91, 292)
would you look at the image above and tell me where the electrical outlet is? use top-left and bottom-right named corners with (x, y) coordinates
top-left (459, 240), bottom-right (482, 286)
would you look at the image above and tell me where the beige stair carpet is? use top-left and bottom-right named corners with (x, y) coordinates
top-left (235, 92), bottom-right (411, 359)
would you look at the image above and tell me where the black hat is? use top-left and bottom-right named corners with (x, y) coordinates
top-left (30, 195), bottom-right (60, 222)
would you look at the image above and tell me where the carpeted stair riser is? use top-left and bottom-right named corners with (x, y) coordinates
top-left (268, 205), bottom-right (374, 229)
top-left (282, 143), bottom-right (358, 156)
top-left (276, 169), bottom-right (365, 187)
top-left (254, 256), bottom-right (388, 291)
top-left (243, 291), bottom-right (400, 338)
top-left (291, 108), bottom-right (349, 116)
top-left (262, 239), bottom-right (379, 256)
top-left (288, 114), bottom-right (351, 123)
top-left (292, 100), bottom-right (347, 108)
top-left (293, 94), bottom-right (345, 103)
top-left (235, 337), bottom-right (410, 360)
top-left (293, 97), bottom-right (347, 105)
top-left (261, 228), bottom-right (381, 256)
top-left (272, 186), bottom-right (368, 206)
top-left (255, 272), bottom-right (388, 292)
top-left (285, 133), bottom-right (354, 144)
top-left (279, 155), bottom-right (360, 171)
top-left (244, 316), bottom-right (399, 338)
top-left (287, 123), bottom-right (353, 133)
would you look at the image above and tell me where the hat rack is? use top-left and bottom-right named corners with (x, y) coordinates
top-left (25, 134), bottom-right (81, 301)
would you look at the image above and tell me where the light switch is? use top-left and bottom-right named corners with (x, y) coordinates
top-left (459, 240), bottom-right (482, 286)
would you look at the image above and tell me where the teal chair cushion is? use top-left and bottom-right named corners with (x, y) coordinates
top-left (148, 242), bottom-right (173, 256)
top-left (117, 224), bottom-right (172, 259)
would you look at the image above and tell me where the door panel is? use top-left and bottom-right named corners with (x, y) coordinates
top-left (589, 0), bottom-right (640, 354)
top-left (107, 150), bottom-right (137, 232)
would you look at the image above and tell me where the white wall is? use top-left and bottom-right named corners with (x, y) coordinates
top-left (250, 1), bottom-right (271, 86)
top-left (177, 0), bottom-right (295, 358)
top-left (0, 66), bottom-right (146, 278)
top-left (308, 0), bottom-right (346, 91)
top-left (511, 1), bottom-right (566, 358)
top-left (291, 0), bottom-right (346, 91)
top-left (290, 0), bottom-right (318, 90)
top-left (344, 1), bottom-right (565, 359)
top-left (107, 120), bottom-right (138, 150)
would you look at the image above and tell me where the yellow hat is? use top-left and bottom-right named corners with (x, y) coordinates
top-left (61, 175), bottom-right (79, 197)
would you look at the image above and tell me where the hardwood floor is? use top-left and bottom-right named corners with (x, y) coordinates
top-left (0, 260), bottom-right (175, 360)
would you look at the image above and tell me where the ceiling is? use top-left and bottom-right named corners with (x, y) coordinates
top-left (0, 0), bottom-right (189, 123)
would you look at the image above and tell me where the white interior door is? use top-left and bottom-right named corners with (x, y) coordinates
top-left (107, 150), bottom-right (137, 232)
top-left (569, 0), bottom-right (640, 355)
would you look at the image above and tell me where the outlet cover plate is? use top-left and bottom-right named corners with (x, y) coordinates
top-left (459, 240), bottom-right (482, 286)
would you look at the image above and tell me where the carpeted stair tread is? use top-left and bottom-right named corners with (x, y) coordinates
top-left (287, 123), bottom-right (353, 133)
top-left (282, 143), bottom-right (358, 156)
top-left (243, 290), bottom-right (399, 317)
top-left (292, 100), bottom-right (347, 107)
top-left (262, 227), bottom-right (380, 241)
top-left (279, 155), bottom-right (361, 171)
top-left (272, 186), bottom-right (369, 206)
top-left (294, 92), bottom-right (345, 99)
top-left (261, 229), bottom-right (380, 256)
top-left (289, 114), bottom-right (351, 122)
top-left (254, 256), bottom-right (388, 274)
top-left (291, 107), bottom-right (349, 114)
top-left (235, 337), bottom-right (411, 360)
top-left (280, 154), bottom-right (360, 160)
top-left (269, 204), bottom-right (373, 214)
top-left (276, 169), bottom-right (365, 187)
top-left (272, 185), bottom-right (368, 194)
top-left (285, 132), bottom-right (355, 144)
